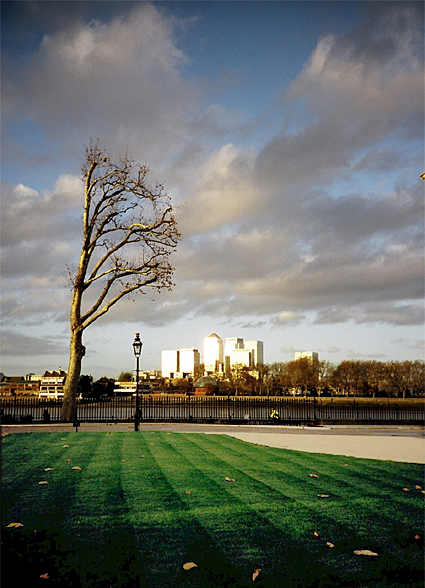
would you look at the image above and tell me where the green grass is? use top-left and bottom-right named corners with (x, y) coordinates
top-left (1, 432), bottom-right (424, 588)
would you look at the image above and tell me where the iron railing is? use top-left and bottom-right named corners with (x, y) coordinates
top-left (1, 396), bottom-right (424, 425)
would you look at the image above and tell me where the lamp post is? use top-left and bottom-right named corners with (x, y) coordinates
top-left (132, 333), bottom-right (143, 431)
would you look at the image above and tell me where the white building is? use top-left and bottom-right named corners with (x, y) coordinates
top-left (229, 348), bottom-right (252, 368)
top-left (161, 350), bottom-right (179, 378)
top-left (224, 338), bottom-right (264, 370)
top-left (179, 348), bottom-right (200, 377)
top-left (161, 348), bottom-right (200, 378)
top-left (39, 369), bottom-right (67, 398)
top-left (295, 351), bottom-right (319, 362)
top-left (245, 341), bottom-right (264, 365)
top-left (225, 338), bottom-right (244, 357)
top-left (204, 333), bottom-right (224, 372)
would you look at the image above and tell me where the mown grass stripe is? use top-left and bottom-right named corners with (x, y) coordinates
top-left (2, 432), bottom-right (424, 588)
top-left (140, 435), bottom-right (409, 583)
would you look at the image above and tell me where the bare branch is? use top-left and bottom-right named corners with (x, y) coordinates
top-left (70, 141), bottom-right (181, 328)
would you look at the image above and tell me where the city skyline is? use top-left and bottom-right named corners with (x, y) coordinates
top-left (161, 333), bottom-right (264, 378)
top-left (1, 2), bottom-right (424, 380)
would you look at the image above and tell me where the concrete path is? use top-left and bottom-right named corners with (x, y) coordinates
top-left (226, 432), bottom-right (425, 463)
top-left (2, 423), bottom-right (424, 464)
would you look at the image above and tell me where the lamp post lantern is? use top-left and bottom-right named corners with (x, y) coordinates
top-left (132, 333), bottom-right (143, 431)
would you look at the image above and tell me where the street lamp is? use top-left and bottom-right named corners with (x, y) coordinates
top-left (132, 333), bottom-right (143, 431)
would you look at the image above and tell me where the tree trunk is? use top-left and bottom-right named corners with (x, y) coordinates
top-left (61, 329), bottom-right (83, 422)
top-left (61, 285), bottom-right (84, 423)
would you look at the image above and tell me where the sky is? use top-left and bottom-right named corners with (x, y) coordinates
top-left (1, 1), bottom-right (424, 379)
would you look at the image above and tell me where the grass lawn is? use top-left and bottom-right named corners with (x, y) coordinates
top-left (1, 432), bottom-right (424, 588)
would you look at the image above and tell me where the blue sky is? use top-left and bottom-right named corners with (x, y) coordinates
top-left (1, 1), bottom-right (424, 378)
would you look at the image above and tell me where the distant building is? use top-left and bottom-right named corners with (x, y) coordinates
top-left (295, 351), bottom-right (319, 362)
top-left (192, 375), bottom-right (218, 396)
top-left (39, 369), bottom-right (67, 398)
top-left (228, 348), bottom-right (252, 368)
top-left (224, 338), bottom-right (264, 371)
top-left (161, 350), bottom-right (180, 378)
top-left (204, 333), bottom-right (224, 372)
top-left (161, 348), bottom-right (200, 378)
top-left (179, 348), bottom-right (200, 377)
top-left (245, 340), bottom-right (264, 365)
top-left (225, 338), bottom-right (244, 356)
top-left (0, 375), bottom-right (40, 396)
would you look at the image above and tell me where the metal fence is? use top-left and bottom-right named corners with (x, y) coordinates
top-left (1, 396), bottom-right (424, 425)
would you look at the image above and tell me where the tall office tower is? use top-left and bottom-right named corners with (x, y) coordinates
top-left (179, 348), bottom-right (200, 376)
top-left (229, 348), bottom-right (252, 368)
top-left (245, 341), bottom-right (264, 365)
top-left (204, 333), bottom-right (224, 372)
top-left (161, 350), bottom-right (179, 378)
top-left (225, 337), bottom-right (244, 357)
top-left (295, 351), bottom-right (319, 362)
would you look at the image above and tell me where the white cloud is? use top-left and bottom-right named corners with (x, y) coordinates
top-left (179, 143), bottom-right (260, 235)
top-left (274, 311), bottom-right (305, 326)
top-left (327, 346), bottom-right (341, 354)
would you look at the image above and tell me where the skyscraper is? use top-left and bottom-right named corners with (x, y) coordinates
top-left (225, 337), bottom-right (244, 357)
top-left (245, 341), bottom-right (264, 365)
top-left (295, 351), bottom-right (319, 362)
top-left (204, 333), bottom-right (224, 372)
top-left (161, 350), bottom-right (179, 378)
top-left (179, 348), bottom-right (200, 376)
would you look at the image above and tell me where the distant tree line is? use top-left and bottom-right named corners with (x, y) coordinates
top-left (78, 359), bottom-right (424, 399)
top-left (211, 359), bottom-right (424, 398)
top-left (77, 375), bottom-right (115, 399)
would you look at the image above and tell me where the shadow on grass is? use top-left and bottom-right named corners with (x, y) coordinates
top-left (2, 526), bottom-right (424, 588)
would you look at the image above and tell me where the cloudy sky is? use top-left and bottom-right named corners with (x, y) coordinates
top-left (1, 1), bottom-right (424, 378)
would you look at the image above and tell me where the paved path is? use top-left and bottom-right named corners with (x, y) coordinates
top-left (2, 423), bottom-right (424, 463)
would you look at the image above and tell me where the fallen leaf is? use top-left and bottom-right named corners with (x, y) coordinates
top-left (185, 490), bottom-right (192, 495)
top-left (71, 466), bottom-right (82, 470)
top-left (313, 531), bottom-right (319, 537)
top-left (44, 468), bottom-right (54, 472)
top-left (6, 522), bottom-right (23, 528)
top-left (183, 562), bottom-right (198, 571)
top-left (317, 494), bottom-right (329, 498)
top-left (61, 438), bottom-right (67, 441)
top-left (140, 455), bottom-right (145, 458)
top-left (421, 490), bottom-right (425, 494)
top-left (415, 485), bottom-right (422, 490)
top-left (62, 445), bottom-right (69, 448)
top-left (65, 459), bottom-right (72, 463)
top-left (252, 568), bottom-right (261, 581)
top-left (225, 477), bottom-right (236, 482)
top-left (38, 481), bottom-right (48, 485)
top-left (354, 550), bottom-right (378, 557)
top-left (402, 488), bottom-right (410, 492)
top-left (414, 535), bottom-right (421, 540)
top-left (309, 473), bottom-right (319, 478)
top-left (327, 542), bottom-right (335, 548)
top-left (40, 573), bottom-right (50, 580)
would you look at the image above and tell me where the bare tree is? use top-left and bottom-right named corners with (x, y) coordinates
top-left (61, 143), bottom-right (181, 421)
